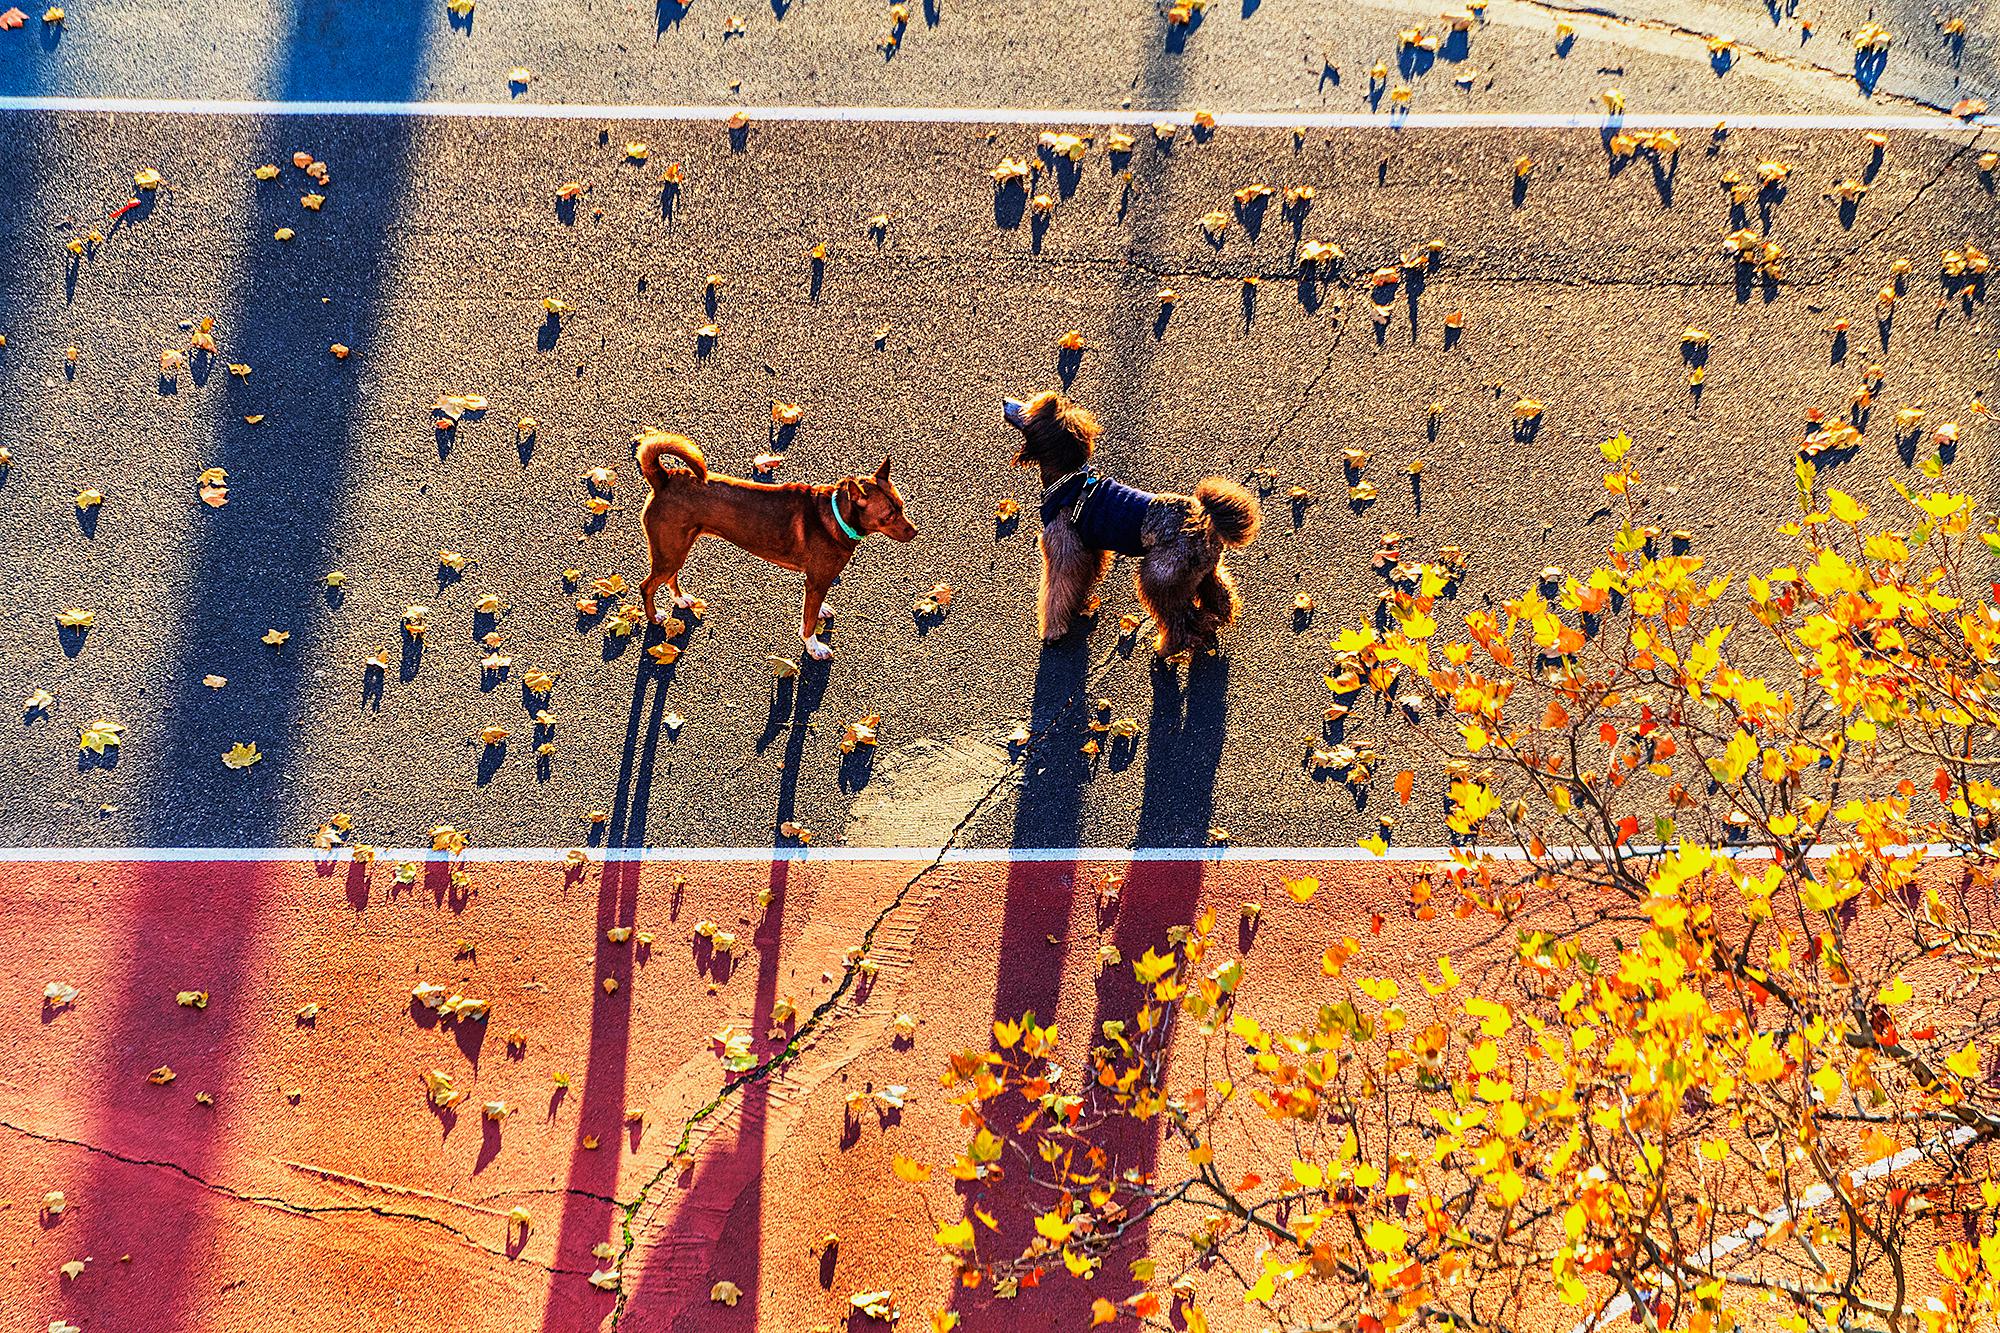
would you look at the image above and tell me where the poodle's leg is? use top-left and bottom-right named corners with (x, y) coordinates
top-left (1039, 524), bottom-right (1109, 641)
top-left (1191, 560), bottom-right (1241, 643)
top-left (1137, 553), bottom-right (1203, 657)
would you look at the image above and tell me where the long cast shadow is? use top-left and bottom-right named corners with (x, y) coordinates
top-left (1076, 653), bottom-right (1229, 1303)
top-left (137, 2), bottom-right (437, 847)
top-left (952, 656), bottom-right (1230, 1329)
top-left (55, 10), bottom-right (437, 1333)
top-left (0, 36), bottom-right (148, 1333)
top-left (536, 657), bottom-right (667, 1333)
top-left (0, 0), bottom-right (59, 757)
top-left (991, 630), bottom-right (1099, 1015)
top-left (609, 863), bottom-right (784, 1332)
top-left (949, 13), bottom-right (1215, 1322)
top-left (593, 662), bottom-right (828, 1329)
top-left (1129, 654), bottom-right (1230, 851)
top-left (946, 632), bottom-right (1097, 1327)
top-left (52, 862), bottom-right (277, 1332)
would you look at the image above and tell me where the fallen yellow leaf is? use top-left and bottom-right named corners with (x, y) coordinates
top-left (79, 719), bottom-right (123, 753)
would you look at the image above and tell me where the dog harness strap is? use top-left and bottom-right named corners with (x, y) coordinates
top-left (828, 488), bottom-right (866, 543)
top-left (1039, 466), bottom-right (1090, 503)
top-left (1038, 469), bottom-right (1092, 528)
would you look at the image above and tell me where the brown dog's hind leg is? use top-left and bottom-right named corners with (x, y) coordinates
top-left (640, 522), bottom-right (699, 626)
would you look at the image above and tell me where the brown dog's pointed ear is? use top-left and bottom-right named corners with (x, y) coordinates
top-left (875, 456), bottom-right (893, 483)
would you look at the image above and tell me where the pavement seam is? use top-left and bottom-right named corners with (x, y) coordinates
top-left (1, 1117), bottom-right (601, 1277)
top-left (818, 241), bottom-right (1986, 301)
top-left (0, 98), bottom-right (1981, 129)
top-left (281, 1156), bottom-right (624, 1210)
top-left (603, 624), bottom-right (1143, 1326)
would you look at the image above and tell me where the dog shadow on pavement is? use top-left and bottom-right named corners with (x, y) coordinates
top-left (949, 646), bottom-right (1231, 1330)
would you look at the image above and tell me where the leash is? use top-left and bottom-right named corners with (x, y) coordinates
top-left (829, 487), bottom-right (867, 542)
top-left (1069, 476), bottom-right (1104, 524)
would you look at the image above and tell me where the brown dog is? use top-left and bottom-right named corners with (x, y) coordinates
top-left (635, 431), bottom-right (917, 660)
top-left (1003, 391), bottom-right (1258, 657)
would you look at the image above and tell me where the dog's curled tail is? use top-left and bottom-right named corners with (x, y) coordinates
top-left (635, 430), bottom-right (707, 487)
top-left (1194, 477), bottom-right (1259, 547)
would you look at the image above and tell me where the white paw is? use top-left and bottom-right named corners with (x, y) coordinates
top-left (816, 600), bottom-right (836, 618)
top-left (673, 592), bottom-right (698, 609)
top-left (803, 634), bottom-right (834, 661)
top-left (653, 607), bottom-right (673, 625)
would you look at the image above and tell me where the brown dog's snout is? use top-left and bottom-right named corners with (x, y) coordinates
top-left (883, 499), bottom-right (918, 542)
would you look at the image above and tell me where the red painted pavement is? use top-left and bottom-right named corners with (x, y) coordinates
top-left (1, 853), bottom-right (1514, 1332)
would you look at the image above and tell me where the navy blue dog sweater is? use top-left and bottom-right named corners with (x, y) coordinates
top-left (1042, 470), bottom-right (1155, 558)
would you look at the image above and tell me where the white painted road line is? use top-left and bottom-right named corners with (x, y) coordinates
top-left (0, 97), bottom-right (1985, 131)
top-left (1577, 1126), bottom-right (1979, 1333)
top-left (0, 843), bottom-right (1958, 863)
top-left (0, 844), bottom-right (1477, 864)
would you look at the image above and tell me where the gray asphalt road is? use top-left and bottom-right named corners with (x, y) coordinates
top-left (0, 111), bottom-right (1991, 848)
top-left (0, 0), bottom-right (1989, 117)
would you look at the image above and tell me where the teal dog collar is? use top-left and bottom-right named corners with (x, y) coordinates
top-left (830, 488), bottom-right (866, 542)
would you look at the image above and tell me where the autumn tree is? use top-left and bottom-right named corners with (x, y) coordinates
top-left (927, 444), bottom-right (2000, 1333)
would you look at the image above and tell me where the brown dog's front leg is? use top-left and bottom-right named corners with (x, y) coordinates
top-left (800, 577), bottom-right (835, 660)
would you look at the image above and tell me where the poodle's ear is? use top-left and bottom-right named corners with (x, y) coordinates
top-left (1056, 399), bottom-right (1101, 452)
top-left (875, 456), bottom-right (893, 483)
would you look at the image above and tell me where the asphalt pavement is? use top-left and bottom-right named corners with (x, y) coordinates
top-left (2, 12), bottom-right (1997, 1333)
top-left (0, 111), bottom-right (1990, 849)
top-left (0, 0), bottom-right (1990, 116)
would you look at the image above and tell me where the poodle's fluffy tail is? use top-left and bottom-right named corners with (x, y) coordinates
top-left (635, 430), bottom-right (707, 488)
top-left (1194, 477), bottom-right (1259, 547)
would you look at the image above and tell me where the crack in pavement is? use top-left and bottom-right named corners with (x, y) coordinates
top-left (1, 1117), bottom-right (603, 1277)
top-left (1837, 131), bottom-right (1988, 265)
top-left (604, 623), bottom-right (1145, 1328)
top-left (1254, 318), bottom-right (1345, 468)
top-left (1495, 0), bottom-right (1982, 119)
top-left (281, 1156), bottom-right (624, 1211)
